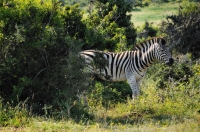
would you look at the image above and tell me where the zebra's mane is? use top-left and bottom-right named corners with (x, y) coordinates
top-left (133, 37), bottom-right (166, 51)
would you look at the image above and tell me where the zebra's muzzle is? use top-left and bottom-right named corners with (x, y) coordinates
top-left (166, 58), bottom-right (174, 66)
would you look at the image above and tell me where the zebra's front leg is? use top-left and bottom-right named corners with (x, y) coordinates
top-left (126, 72), bottom-right (139, 99)
top-left (136, 79), bottom-right (142, 97)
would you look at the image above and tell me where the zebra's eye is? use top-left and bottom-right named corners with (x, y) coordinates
top-left (160, 49), bottom-right (164, 52)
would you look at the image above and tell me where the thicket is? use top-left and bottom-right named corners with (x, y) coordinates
top-left (0, 0), bottom-right (94, 116)
top-left (0, 0), bottom-right (199, 127)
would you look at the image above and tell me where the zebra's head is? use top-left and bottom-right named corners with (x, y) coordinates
top-left (154, 38), bottom-right (174, 66)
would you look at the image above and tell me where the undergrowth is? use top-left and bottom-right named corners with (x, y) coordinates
top-left (0, 98), bottom-right (30, 127)
top-left (0, 61), bottom-right (200, 131)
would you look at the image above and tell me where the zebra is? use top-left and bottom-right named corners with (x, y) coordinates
top-left (80, 37), bottom-right (174, 99)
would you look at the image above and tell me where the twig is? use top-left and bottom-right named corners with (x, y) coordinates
top-left (33, 68), bottom-right (47, 81)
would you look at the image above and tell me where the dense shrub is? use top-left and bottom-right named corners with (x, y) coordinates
top-left (84, 0), bottom-right (137, 51)
top-left (0, 0), bottom-right (91, 116)
top-left (88, 81), bottom-right (131, 108)
top-left (151, 62), bottom-right (193, 89)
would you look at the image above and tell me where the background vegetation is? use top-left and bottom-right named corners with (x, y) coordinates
top-left (0, 0), bottom-right (199, 131)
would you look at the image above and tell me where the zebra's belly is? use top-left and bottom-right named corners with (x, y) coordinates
top-left (96, 69), bottom-right (145, 82)
top-left (111, 75), bottom-right (127, 81)
top-left (103, 73), bottom-right (143, 82)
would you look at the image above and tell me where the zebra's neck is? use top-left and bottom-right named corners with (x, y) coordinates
top-left (140, 44), bottom-right (156, 69)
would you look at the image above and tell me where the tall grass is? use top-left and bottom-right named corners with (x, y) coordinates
top-left (0, 98), bottom-right (30, 127)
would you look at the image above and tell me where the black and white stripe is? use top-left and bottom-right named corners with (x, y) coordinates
top-left (80, 37), bottom-right (174, 99)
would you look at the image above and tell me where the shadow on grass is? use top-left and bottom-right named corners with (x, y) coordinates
top-left (92, 112), bottom-right (191, 126)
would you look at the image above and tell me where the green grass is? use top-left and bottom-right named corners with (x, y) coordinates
top-left (1, 118), bottom-right (199, 132)
top-left (1, 105), bottom-right (199, 131)
top-left (129, 2), bottom-right (180, 26)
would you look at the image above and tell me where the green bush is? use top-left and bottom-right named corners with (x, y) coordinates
top-left (84, 0), bottom-right (137, 51)
top-left (152, 62), bottom-right (193, 89)
top-left (144, 57), bottom-right (200, 107)
top-left (0, 0), bottom-right (91, 117)
top-left (88, 81), bottom-right (131, 108)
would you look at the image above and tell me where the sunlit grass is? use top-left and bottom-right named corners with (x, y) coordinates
top-left (129, 2), bottom-right (180, 26)
top-left (82, 2), bottom-right (180, 26)
top-left (1, 112), bottom-right (199, 132)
